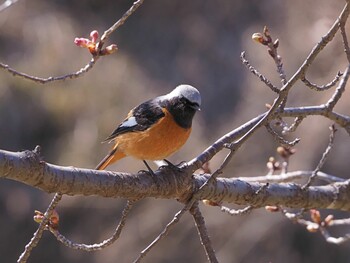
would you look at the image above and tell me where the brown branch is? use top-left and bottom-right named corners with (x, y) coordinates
top-left (204, 144), bottom-right (235, 185)
top-left (301, 71), bottom-right (343, 91)
top-left (230, 1), bottom-right (350, 156)
top-left (187, 1), bottom-right (350, 172)
top-left (240, 51), bottom-right (280, 93)
top-left (190, 202), bottom-right (218, 263)
top-left (32, 2), bottom-right (144, 254)
top-left (2, 1), bottom-right (350, 262)
top-left (282, 116), bottom-right (304, 134)
top-left (238, 170), bottom-right (345, 184)
top-left (2, 148), bottom-right (350, 211)
top-left (0, 0), bottom-right (144, 84)
top-left (188, 103), bottom-right (350, 174)
top-left (0, 59), bottom-right (98, 84)
top-left (193, 175), bottom-right (350, 211)
top-left (280, 106), bottom-right (350, 131)
top-left (298, 2), bottom-right (350, 79)
top-left (340, 17), bottom-right (350, 62)
top-left (303, 125), bottom-right (337, 188)
top-left (281, 209), bottom-right (350, 244)
top-left (320, 228), bottom-right (350, 244)
top-left (17, 193), bottom-right (63, 263)
top-left (51, 199), bottom-right (134, 251)
top-left (264, 27), bottom-right (288, 86)
top-left (133, 199), bottom-right (196, 263)
top-left (325, 65), bottom-right (350, 110)
top-left (329, 218), bottom-right (350, 226)
top-left (265, 124), bottom-right (300, 147)
top-left (98, 0), bottom-right (144, 46)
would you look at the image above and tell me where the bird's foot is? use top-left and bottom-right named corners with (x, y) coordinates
top-left (161, 159), bottom-right (186, 172)
top-left (141, 160), bottom-right (156, 176)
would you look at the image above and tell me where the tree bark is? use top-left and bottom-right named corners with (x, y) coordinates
top-left (1, 149), bottom-right (350, 211)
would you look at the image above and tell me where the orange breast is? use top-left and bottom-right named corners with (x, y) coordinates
top-left (115, 108), bottom-right (191, 160)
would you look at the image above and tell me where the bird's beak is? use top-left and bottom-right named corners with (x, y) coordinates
top-left (191, 103), bottom-right (201, 111)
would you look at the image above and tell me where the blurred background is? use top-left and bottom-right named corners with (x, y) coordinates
top-left (1, 0), bottom-right (350, 262)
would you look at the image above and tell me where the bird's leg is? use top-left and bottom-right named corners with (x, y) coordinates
top-left (142, 160), bottom-right (156, 176)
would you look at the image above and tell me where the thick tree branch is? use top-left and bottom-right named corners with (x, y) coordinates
top-left (1, 148), bottom-right (350, 211)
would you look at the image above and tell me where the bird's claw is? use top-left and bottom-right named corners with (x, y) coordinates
top-left (161, 159), bottom-right (186, 172)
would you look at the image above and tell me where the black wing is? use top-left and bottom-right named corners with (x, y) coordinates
top-left (103, 99), bottom-right (165, 142)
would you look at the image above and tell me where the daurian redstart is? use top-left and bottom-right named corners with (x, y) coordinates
top-left (96, 84), bottom-right (201, 171)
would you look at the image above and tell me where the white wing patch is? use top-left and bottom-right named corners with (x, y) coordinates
top-left (120, 116), bottom-right (138, 128)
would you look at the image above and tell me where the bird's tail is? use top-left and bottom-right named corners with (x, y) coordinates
top-left (95, 145), bottom-right (126, 170)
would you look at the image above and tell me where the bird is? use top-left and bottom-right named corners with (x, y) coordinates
top-left (95, 84), bottom-right (201, 173)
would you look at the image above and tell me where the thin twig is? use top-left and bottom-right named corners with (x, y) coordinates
top-left (190, 202), bottom-right (218, 263)
top-left (195, 145), bottom-right (238, 199)
top-left (340, 22), bottom-right (350, 62)
top-left (133, 199), bottom-right (196, 263)
top-left (188, 1), bottom-right (350, 172)
top-left (282, 116), bottom-right (304, 134)
top-left (329, 218), bottom-right (350, 226)
top-left (280, 208), bottom-right (307, 222)
top-left (320, 228), bottom-right (350, 244)
top-left (133, 160), bottom-right (226, 263)
top-left (265, 124), bottom-right (300, 147)
top-left (188, 105), bottom-right (350, 174)
top-left (325, 65), bottom-right (350, 110)
top-left (17, 193), bottom-right (63, 263)
top-left (220, 184), bottom-right (266, 215)
top-left (301, 71), bottom-right (343, 91)
top-left (210, 146), bottom-right (235, 179)
top-left (99, 0), bottom-right (144, 45)
top-left (50, 199), bottom-right (135, 251)
top-left (282, 208), bottom-right (350, 245)
top-left (279, 106), bottom-right (350, 132)
top-left (0, 58), bottom-right (97, 84)
top-left (303, 125), bottom-right (337, 188)
top-left (0, 0), bottom-right (144, 84)
top-left (264, 27), bottom-right (288, 85)
top-left (238, 170), bottom-right (345, 183)
top-left (240, 51), bottom-right (280, 93)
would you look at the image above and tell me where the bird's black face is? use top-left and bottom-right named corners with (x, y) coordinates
top-left (163, 97), bottom-right (199, 129)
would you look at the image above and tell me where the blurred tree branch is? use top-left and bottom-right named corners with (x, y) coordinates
top-left (0, 0), bottom-right (144, 84)
top-left (0, 0), bottom-right (18, 12)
